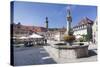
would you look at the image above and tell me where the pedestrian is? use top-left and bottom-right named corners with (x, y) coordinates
top-left (45, 39), bottom-right (47, 45)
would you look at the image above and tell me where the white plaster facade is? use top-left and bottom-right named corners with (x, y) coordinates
top-left (73, 28), bottom-right (87, 36)
top-left (92, 18), bottom-right (98, 44)
top-left (54, 31), bottom-right (65, 41)
top-left (73, 17), bottom-right (93, 39)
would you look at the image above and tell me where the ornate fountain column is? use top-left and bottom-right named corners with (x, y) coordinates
top-left (63, 7), bottom-right (74, 46)
top-left (66, 8), bottom-right (72, 35)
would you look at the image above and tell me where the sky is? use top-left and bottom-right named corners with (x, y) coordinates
top-left (12, 1), bottom-right (97, 28)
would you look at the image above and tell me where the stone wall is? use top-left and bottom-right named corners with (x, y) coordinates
top-left (49, 44), bottom-right (88, 59)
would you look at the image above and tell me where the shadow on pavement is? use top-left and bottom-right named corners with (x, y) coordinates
top-left (14, 46), bottom-right (56, 66)
top-left (39, 47), bottom-right (57, 64)
top-left (88, 49), bottom-right (97, 57)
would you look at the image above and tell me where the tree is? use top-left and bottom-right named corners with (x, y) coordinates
top-left (81, 34), bottom-right (92, 42)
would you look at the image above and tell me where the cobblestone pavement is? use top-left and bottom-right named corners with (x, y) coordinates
top-left (13, 41), bottom-right (97, 66)
top-left (14, 46), bottom-right (56, 66)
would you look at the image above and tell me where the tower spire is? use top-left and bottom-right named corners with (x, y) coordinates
top-left (46, 16), bottom-right (48, 22)
top-left (45, 16), bottom-right (48, 29)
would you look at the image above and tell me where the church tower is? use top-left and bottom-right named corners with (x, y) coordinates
top-left (45, 17), bottom-right (48, 29)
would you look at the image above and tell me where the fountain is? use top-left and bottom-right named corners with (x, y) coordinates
top-left (48, 7), bottom-right (89, 59)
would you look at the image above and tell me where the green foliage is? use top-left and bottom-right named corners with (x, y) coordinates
top-left (79, 37), bottom-right (85, 42)
top-left (81, 34), bottom-right (90, 42)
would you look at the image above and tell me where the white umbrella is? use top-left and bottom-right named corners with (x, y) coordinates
top-left (19, 36), bottom-right (28, 39)
top-left (28, 33), bottom-right (43, 38)
top-left (12, 37), bottom-right (16, 39)
top-left (76, 35), bottom-right (83, 39)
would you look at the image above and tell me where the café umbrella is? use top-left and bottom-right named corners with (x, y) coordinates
top-left (19, 36), bottom-right (28, 39)
top-left (28, 33), bottom-right (43, 38)
top-left (76, 35), bottom-right (83, 39)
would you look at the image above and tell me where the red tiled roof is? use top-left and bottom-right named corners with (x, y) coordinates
top-left (12, 24), bottom-right (47, 33)
top-left (78, 17), bottom-right (93, 25)
top-left (73, 17), bottom-right (93, 28)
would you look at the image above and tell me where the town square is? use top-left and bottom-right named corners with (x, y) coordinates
top-left (11, 1), bottom-right (97, 66)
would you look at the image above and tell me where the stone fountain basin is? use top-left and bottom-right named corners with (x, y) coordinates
top-left (49, 43), bottom-right (89, 59)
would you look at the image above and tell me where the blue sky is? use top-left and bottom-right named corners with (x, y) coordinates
top-left (12, 1), bottom-right (97, 28)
